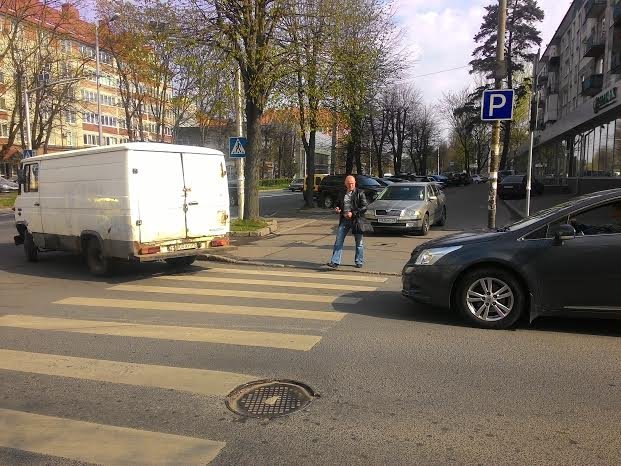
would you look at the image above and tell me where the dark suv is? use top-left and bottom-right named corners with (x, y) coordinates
top-left (317, 174), bottom-right (385, 209)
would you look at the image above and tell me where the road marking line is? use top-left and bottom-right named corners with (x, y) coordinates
top-left (157, 275), bottom-right (378, 292)
top-left (54, 297), bottom-right (346, 321)
top-left (0, 349), bottom-right (256, 396)
top-left (0, 315), bottom-right (322, 351)
top-left (0, 408), bottom-right (225, 465)
top-left (108, 284), bottom-right (361, 305)
top-left (204, 267), bottom-right (388, 283)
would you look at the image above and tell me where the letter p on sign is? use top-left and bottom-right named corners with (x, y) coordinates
top-left (481, 89), bottom-right (515, 121)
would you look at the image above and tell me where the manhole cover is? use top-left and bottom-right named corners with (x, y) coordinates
top-left (225, 379), bottom-right (317, 418)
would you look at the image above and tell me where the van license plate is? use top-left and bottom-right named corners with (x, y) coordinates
top-left (378, 217), bottom-right (397, 224)
top-left (175, 243), bottom-right (196, 251)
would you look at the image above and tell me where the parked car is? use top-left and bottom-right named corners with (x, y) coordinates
top-left (402, 188), bottom-right (621, 329)
top-left (373, 177), bottom-right (394, 187)
top-left (408, 175), bottom-right (445, 191)
top-left (317, 174), bottom-right (385, 208)
top-left (497, 169), bottom-right (515, 182)
top-left (498, 175), bottom-right (544, 199)
top-left (365, 182), bottom-right (446, 235)
top-left (304, 173), bottom-right (329, 198)
top-left (0, 176), bottom-right (18, 193)
top-left (440, 172), bottom-right (465, 186)
top-left (384, 176), bottom-right (407, 183)
top-left (471, 174), bottom-right (486, 184)
top-left (430, 175), bottom-right (449, 189)
top-left (288, 178), bottom-right (304, 192)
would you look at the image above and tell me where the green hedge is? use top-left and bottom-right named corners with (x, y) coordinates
top-left (258, 178), bottom-right (292, 187)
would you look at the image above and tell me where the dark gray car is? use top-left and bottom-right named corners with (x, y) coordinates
top-left (402, 188), bottom-right (621, 329)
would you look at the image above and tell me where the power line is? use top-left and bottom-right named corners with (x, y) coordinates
top-left (411, 65), bottom-right (470, 79)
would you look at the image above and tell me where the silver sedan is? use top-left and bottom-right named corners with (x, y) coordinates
top-left (365, 182), bottom-right (446, 235)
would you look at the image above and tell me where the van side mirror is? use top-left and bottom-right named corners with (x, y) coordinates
top-left (552, 224), bottom-right (575, 244)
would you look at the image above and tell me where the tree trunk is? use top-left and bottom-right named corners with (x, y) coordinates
top-left (244, 99), bottom-right (262, 219)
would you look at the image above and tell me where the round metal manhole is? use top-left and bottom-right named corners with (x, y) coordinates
top-left (225, 379), bottom-right (317, 418)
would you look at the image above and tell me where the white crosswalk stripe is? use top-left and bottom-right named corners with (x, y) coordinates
top-left (0, 265), bottom-right (386, 464)
top-left (0, 408), bottom-right (225, 465)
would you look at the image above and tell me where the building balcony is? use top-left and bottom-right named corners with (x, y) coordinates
top-left (614, 3), bottom-right (621, 27)
top-left (581, 73), bottom-right (603, 96)
top-left (584, 0), bottom-right (606, 19)
top-left (611, 52), bottom-right (621, 74)
top-left (548, 45), bottom-right (560, 67)
top-left (583, 33), bottom-right (605, 57)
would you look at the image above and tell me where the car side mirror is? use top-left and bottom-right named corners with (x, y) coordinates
top-left (429, 195), bottom-right (437, 201)
top-left (552, 224), bottom-right (575, 244)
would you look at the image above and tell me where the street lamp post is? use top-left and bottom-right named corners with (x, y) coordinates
top-left (95, 13), bottom-right (120, 146)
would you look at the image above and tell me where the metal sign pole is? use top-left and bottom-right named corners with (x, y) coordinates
top-left (236, 68), bottom-right (245, 220)
top-left (526, 49), bottom-right (540, 217)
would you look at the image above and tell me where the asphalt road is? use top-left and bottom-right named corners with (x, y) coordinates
top-left (1, 189), bottom-right (620, 465)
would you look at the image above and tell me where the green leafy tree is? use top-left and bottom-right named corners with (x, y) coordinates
top-left (470, 0), bottom-right (543, 169)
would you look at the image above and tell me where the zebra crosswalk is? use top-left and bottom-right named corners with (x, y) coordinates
top-left (0, 264), bottom-right (386, 465)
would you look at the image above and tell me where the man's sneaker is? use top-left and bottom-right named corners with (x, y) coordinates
top-left (327, 262), bottom-right (339, 269)
top-left (355, 263), bottom-right (363, 268)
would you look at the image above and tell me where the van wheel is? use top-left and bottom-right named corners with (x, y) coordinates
top-left (165, 256), bottom-right (196, 267)
top-left (24, 232), bottom-right (38, 262)
top-left (86, 238), bottom-right (109, 276)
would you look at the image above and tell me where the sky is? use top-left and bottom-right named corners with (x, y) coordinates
top-left (394, 0), bottom-right (573, 106)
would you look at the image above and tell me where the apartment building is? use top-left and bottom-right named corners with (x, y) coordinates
top-left (535, 0), bottom-right (621, 194)
top-left (0, 1), bottom-right (173, 178)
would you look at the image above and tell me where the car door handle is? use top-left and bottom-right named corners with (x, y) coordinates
top-left (188, 201), bottom-right (198, 206)
top-left (34, 202), bottom-right (40, 206)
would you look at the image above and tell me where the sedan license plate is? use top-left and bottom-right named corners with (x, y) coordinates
top-left (504, 186), bottom-right (513, 189)
top-left (378, 217), bottom-right (397, 224)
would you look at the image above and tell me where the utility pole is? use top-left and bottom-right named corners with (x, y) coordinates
top-left (437, 145), bottom-right (440, 175)
top-left (488, 0), bottom-right (507, 229)
top-left (526, 49), bottom-right (540, 217)
top-left (235, 68), bottom-right (245, 220)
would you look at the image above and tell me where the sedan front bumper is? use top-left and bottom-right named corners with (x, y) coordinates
top-left (401, 264), bottom-right (460, 308)
top-left (369, 218), bottom-right (423, 230)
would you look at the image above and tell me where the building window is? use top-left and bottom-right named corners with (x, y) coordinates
top-left (83, 133), bottom-right (99, 145)
top-left (64, 111), bottom-right (76, 124)
top-left (0, 123), bottom-right (8, 137)
top-left (0, 97), bottom-right (5, 109)
top-left (65, 131), bottom-right (74, 146)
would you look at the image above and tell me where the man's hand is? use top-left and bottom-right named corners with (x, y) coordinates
top-left (345, 211), bottom-right (353, 219)
top-left (335, 207), bottom-right (341, 214)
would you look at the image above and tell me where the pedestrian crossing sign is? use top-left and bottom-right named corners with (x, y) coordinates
top-left (229, 137), bottom-right (247, 158)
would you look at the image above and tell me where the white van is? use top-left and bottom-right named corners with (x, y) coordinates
top-left (14, 142), bottom-right (230, 275)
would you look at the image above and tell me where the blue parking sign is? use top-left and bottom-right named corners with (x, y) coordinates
top-left (481, 89), bottom-right (515, 121)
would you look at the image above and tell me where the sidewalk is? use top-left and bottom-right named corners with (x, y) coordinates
top-left (502, 192), bottom-right (577, 219)
top-left (203, 216), bottom-right (461, 276)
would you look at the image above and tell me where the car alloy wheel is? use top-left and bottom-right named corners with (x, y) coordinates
top-left (457, 267), bottom-right (525, 329)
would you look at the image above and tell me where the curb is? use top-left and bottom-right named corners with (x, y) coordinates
top-left (197, 254), bottom-right (401, 277)
top-left (229, 220), bottom-right (277, 238)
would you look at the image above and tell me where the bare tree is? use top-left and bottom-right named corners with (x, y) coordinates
top-left (407, 105), bottom-right (440, 175)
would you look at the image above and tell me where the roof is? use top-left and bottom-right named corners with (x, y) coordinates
top-left (23, 142), bottom-right (224, 162)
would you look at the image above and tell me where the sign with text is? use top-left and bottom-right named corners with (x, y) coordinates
top-left (481, 89), bottom-right (515, 121)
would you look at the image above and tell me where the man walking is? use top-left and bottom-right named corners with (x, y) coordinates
top-left (328, 175), bottom-right (368, 269)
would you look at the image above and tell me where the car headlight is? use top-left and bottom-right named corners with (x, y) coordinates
top-left (403, 208), bottom-right (420, 219)
top-left (414, 246), bottom-right (462, 266)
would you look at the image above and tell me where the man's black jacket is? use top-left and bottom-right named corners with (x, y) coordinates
top-left (335, 189), bottom-right (369, 222)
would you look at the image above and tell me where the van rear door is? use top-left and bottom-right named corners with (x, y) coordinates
top-left (181, 152), bottom-right (229, 238)
top-left (134, 152), bottom-right (186, 243)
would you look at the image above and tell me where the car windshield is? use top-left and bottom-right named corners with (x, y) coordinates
top-left (500, 197), bottom-right (590, 231)
top-left (377, 185), bottom-right (425, 201)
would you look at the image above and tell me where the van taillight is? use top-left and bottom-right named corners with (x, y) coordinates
top-left (140, 246), bottom-right (161, 255)
top-left (210, 238), bottom-right (229, 247)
